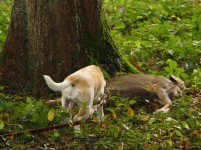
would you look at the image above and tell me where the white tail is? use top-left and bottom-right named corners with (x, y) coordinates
top-left (43, 75), bottom-right (70, 91)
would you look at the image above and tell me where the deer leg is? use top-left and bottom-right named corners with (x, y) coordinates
top-left (153, 88), bottom-right (172, 114)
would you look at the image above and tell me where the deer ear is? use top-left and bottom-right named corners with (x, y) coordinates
top-left (169, 75), bottom-right (179, 84)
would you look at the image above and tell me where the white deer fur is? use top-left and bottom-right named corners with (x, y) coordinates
top-left (43, 65), bottom-right (106, 134)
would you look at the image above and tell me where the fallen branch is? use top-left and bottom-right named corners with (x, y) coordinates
top-left (1, 91), bottom-right (108, 139)
top-left (45, 98), bottom-right (61, 106)
top-left (1, 121), bottom-right (80, 139)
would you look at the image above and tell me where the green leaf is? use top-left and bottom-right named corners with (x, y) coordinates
top-left (180, 121), bottom-right (190, 130)
top-left (32, 113), bottom-right (39, 122)
top-left (26, 97), bottom-right (32, 104)
top-left (0, 120), bottom-right (4, 130)
top-left (26, 104), bottom-right (33, 111)
top-left (135, 40), bottom-right (141, 48)
top-left (167, 140), bottom-right (173, 146)
top-left (106, 108), bottom-right (115, 114)
top-left (168, 59), bottom-right (177, 69)
top-left (114, 129), bottom-right (119, 138)
top-left (181, 73), bottom-right (189, 79)
top-left (53, 129), bottom-right (60, 137)
top-left (165, 67), bottom-right (172, 72)
top-left (115, 23), bottom-right (125, 29)
top-left (148, 118), bottom-right (157, 125)
top-left (129, 100), bottom-right (136, 105)
top-left (123, 41), bottom-right (133, 45)
top-left (175, 68), bottom-right (185, 74)
top-left (174, 129), bottom-right (183, 137)
top-left (35, 100), bottom-right (43, 109)
top-left (16, 124), bottom-right (23, 129)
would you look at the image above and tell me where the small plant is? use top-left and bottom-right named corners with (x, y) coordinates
top-left (190, 68), bottom-right (201, 88)
top-left (164, 59), bottom-right (189, 78)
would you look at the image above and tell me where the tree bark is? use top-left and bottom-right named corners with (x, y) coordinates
top-left (0, 0), bottom-right (137, 96)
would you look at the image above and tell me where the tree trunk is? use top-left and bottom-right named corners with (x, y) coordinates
top-left (0, 0), bottom-right (137, 97)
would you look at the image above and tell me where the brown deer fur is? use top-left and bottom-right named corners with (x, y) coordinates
top-left (107, 74), bottom-right (185, 114)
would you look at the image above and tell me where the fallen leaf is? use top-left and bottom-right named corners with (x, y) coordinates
top-left (145, 84), bottom-right (153, 91)
top-left (127, 106), bottom-right (134, 117)
top-left (193, 130), bottom-right (201, 135)
top-left (139, 115), bottom-right (149, 121)
top-left (47, 109), bottom-right (55, 121)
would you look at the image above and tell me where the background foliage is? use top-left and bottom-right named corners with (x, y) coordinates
top-left (104, 0), bottom-right (200, 87)
top-left (0, 0), bottom-right (12, 51)
top-left (0, 0), bottom-right (200, 149)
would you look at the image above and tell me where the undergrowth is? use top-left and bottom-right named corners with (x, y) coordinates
top-left (0, 88), bottom-right (200, 149)
top-left (104, 0), bottom-right (201, 87)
